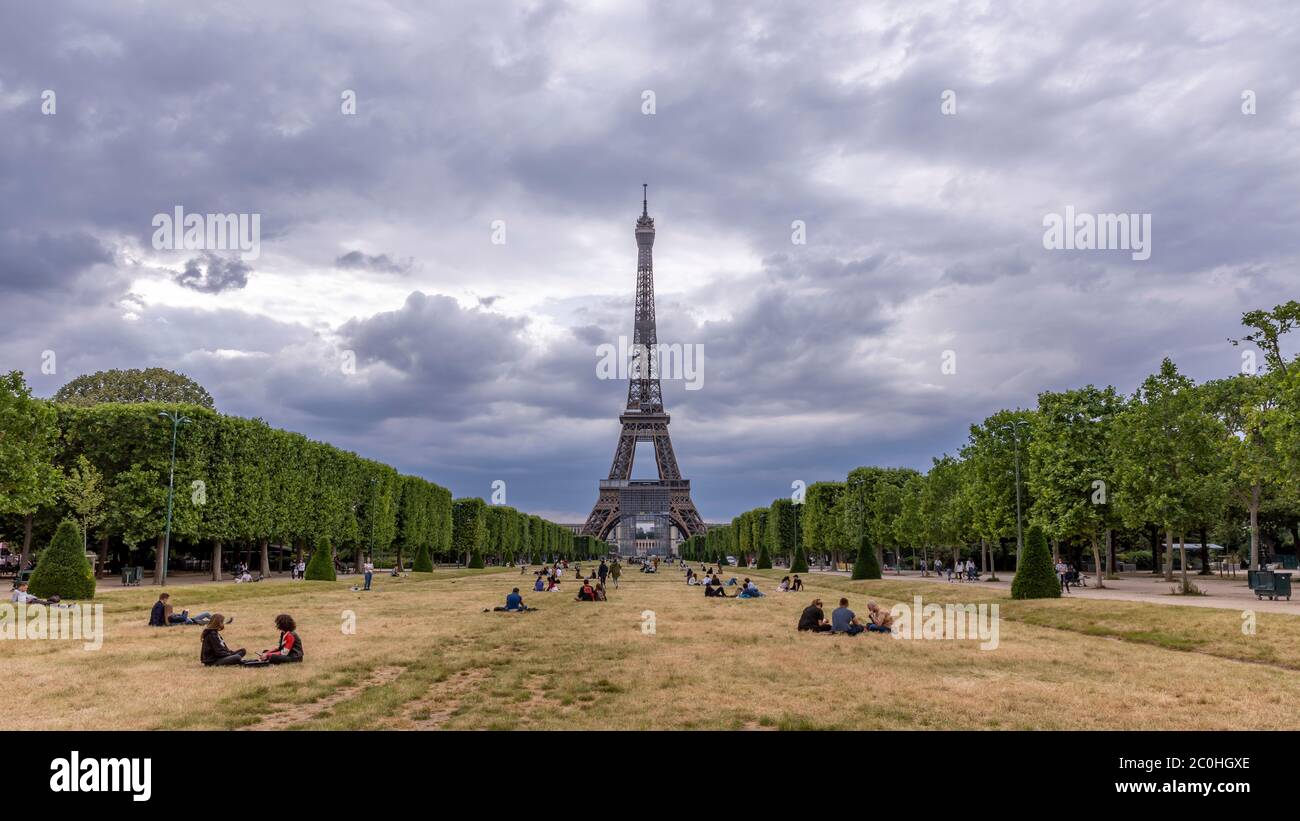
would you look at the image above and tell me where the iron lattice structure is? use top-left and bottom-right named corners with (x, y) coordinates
top-left (581, 187), bottom-right (706, 543)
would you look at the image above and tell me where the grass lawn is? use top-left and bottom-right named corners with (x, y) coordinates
top-left (5, 564), bottom-right (1300, 730)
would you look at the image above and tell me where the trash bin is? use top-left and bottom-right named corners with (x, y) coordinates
top-left (1273, 572), bottom-right (1292, 601)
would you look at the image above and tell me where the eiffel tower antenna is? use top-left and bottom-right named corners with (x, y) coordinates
top-left (581, 188), bottom-right (705, 554)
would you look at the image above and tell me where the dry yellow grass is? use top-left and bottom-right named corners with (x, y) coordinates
top-left (3, 565), bottom-right (1299, 730)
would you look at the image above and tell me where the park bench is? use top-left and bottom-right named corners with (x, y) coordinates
top-left (1248, 569), bottom-right (1292, 601)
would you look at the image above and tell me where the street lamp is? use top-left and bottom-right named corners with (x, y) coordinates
top-left (998, 419), bottom-right (1030, 567)
top-left (158, 411), bottom-right (193, 586)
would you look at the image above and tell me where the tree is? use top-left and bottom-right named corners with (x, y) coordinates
top-left (304, 536), bottom-right (336, 581)
top-left (452, 498), bottom-right (487, 566)
top-left (0, 371), bottom-right (62, 567)
top-left (960, 410), bottom-right (1035, 578)
top-left (54, 368), bottom-right (215, 408)
top-left (411, 541), bottom-right (433, 572)
top-left (790, 543), bottom-right (810, 573)
top-left (1028, 386), bottom-right (1121, 587)
top-left (850, 531), bottom-right (881, 580)
top-left (767, 498), bottom-right (799, 562)
top-left (755, 537), bottom-right (772, 569)
top-left (29, 519), bottom-right (96, 600)
top-left (62, 454), bottom-right (107, 573)
top-left (1111, 359), bottom-right (1225, 584)
top-left (1010, 525), bottom-right (1059, 599)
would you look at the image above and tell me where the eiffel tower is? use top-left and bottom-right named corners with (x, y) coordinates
top-left (581, 186), bottom-right (705, 550)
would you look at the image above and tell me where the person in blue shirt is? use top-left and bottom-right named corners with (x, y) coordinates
top-left (494, 587), bottom-right (531, 612)
top-left (830, 598), bottom-right (866, 635)
top-left (533, 574), bottom-right (545, 592)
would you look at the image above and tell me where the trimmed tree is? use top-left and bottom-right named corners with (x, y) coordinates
top-left (29, 519), bottom-right (96, 600)
top-left (850, 532), bottom-right (881, 580)
top-left (755, 539), bottom-right (772, 569)
top-left (411, 541), bottom-right (433, 572)
top-left (791, 544), bottom-right (810, 573)
top-left (1010, 525), bottom-right (1059, 599)
top-left (468, 547), bottom-right (485, 569)
top-left (304, 537), bottom-right (337, 581)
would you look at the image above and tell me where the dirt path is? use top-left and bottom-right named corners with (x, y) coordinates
top-left (244, 665), bottom-right (405, 730)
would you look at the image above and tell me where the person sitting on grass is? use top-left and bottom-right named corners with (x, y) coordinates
top-left (576, 578), bottom-right (597, 601)
top-left (797, 598), bottom-right (831, 632)
top-left (739, 578), bottom-right (763, 597)
top-left (243, 614), bottom-right (303, 666)
top-left (777, 576), bottom-right (791, 592)
top-left (11, 582), bottom-right (56, 606)
top-left (704, 578), bottom-right (728, 597)
top-left (830, 598), bottom-right (866, 636)
top-left (533, 574), bottom-right (546, 592)
top-left (547, 575), bottom-right (562, 593)
top-left (493, 587), bottom-right (532, 612)
top-left (149, 592), bottom-right (215, 626)
top-left (593, 581), bottom-right (608, 601)
top-left (865, 601), bottom-right (893, 633)
top-left (791, 575), bottom-right (804, 592)
top-left (200, 614), bottom-right (246, 666)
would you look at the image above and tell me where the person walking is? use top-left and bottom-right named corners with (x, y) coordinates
top-left (609, 559), bottom-right (622, 589)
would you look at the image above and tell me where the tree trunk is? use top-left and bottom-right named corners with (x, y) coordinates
top-left (19, 513), bottom-right (34, 568)
top-left (97, 534), bottom-right (110, 579)
top-left (154, 533), bottom-right (167, 585)
top-left (1164, 528), bottom-right (1175, 582)
top-left (1090, 533), bottom-right (1106, 588)
top-left (1249, 486), bottom-right (1261, 571)
top-left (1150, 524), bottom-right (1161, 574)
top-left (1198, 525), bottom-right (1211, 575)
top-left (921, 545), bottom-right (928, 576)
top-left (212, 540), bottom-right (223, 582)
top-left (1179, 533), bottom-right (1188, 591)
top-left (259, 539), bottom-right (271, 577)
top-left (1051, 538), bottom-right (1060, 564)
top-left (1105, 529), bottom-right (1116, 578)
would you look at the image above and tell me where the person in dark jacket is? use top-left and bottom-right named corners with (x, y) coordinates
top-left (200, 614), bottom-right (246, 666)
top-left (246, 614), bottom-right (303, 665)
top-left (149, 592), bottom-right (214, 626)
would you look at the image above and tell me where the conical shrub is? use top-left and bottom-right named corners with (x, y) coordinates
top-left (29, 519), bottom-right (95, 600)
top-left (1011, 525), bottom-right (1060, 599)
top-left (304, 537), bottom-right (336, 581)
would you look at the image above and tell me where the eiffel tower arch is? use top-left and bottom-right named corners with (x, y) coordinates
top-left (581, 187), bottom-right (705, 554)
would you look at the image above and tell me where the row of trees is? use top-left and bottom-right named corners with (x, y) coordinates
top-left (0, 370), bottom-right (580, 587)
top-left (692, 303), bottom-right (1300, 594)
top-left (447, 497), bottom-right (607, 569)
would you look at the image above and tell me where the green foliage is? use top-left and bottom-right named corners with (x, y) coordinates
top-left (304, 537), bottom-right (336, 581)
top-left (411, 541), bottom-right (433, 572)
top-left (1010, 525), bottom-right (1059, 599)
top-left (452, 498), bottom-right (487, 564)
top-left (54, 367), bottom-right (215, 408)
top-left (0, 371), bottom-right (62, 523)
top-left (791, 544), bottom-right (809, 573)
top-left (850, 532), bottom-right (881, 580)
top-left (28, 519), bottom-right (95, 600)
top-left (468, 547), bottom-right (485, 569)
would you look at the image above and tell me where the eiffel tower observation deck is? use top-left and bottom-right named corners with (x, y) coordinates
top-left (581, 186), bottom-right (705, 555)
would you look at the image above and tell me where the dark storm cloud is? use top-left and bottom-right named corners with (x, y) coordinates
top-left (335, 251), bottom-right (412, 275)
top-left (2, 1), bottom-right (1299, 519)
top-left (174, 253), bottom-right (252, 294)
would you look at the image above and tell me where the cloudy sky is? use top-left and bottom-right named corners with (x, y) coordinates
top-left (2, 1), bottom-right (1297, 522)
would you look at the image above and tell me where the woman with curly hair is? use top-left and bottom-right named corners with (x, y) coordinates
top-left (244, 614), bottom-right (303, 666)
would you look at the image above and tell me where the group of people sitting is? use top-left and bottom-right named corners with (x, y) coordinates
top-left (685, 566), bottom-right (767, 599)
top-left (774, 575), bottom-right (805, 592)
top-left (201, 613), bottom-right (304, 667)
top-left (797, 597), bottom-right (893, 635)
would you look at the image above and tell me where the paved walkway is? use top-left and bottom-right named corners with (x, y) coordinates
top-left (802, 567), bottom-right (1299, 615)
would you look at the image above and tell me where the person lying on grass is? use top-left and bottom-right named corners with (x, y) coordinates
top-left (11, 582), bottom-right (61, 607)
top-left (865, 601), bottom-right (893, 633)
top-left (200, 614), bottom-right (247, 666)
top-left (242, 614), bottom-right (303, 666)
top-left (492, 587), bottom-right (533, 612)
top-left (797, 598), bottom-right (831, 632)
top-left (149, 592), bottom-right (215, 626)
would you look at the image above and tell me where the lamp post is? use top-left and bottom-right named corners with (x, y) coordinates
top-left (158, 411), bottom-right (192, 586)
top-left (999, 419), bottom-right (1030, 567)
top-left (368, 477), bottom-right (378, 566)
